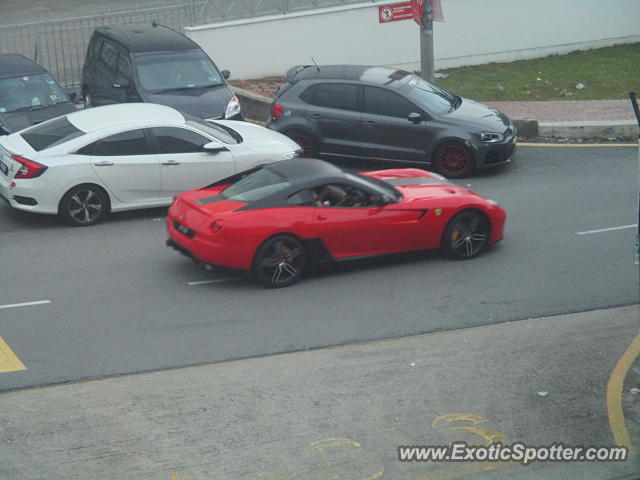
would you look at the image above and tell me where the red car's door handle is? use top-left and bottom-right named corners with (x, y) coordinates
top-left (316, 214), bottom-right (327, 221)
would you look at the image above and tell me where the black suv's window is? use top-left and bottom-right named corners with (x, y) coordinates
top-left (152, 127), bottom-right (210, 154)
top-left (89, 38), bottom-right (102, 60)
top-left (117, 55), bottom-right (132, 80)
top-left (301, 83), bottom-right (358, 111)
top-left (363, 86), bottom-right (418, 119)
top-left (93, 129), bottom-right (153, 156)
top-left (99, 42), bottom-right (118, 71)
top-left (21, 117), bottom-right (83, 151)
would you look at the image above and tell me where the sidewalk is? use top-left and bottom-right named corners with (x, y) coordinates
top-left (230, 79), bottom-right (640, 140)
top-left (1, 306), bottom-right (638, 480)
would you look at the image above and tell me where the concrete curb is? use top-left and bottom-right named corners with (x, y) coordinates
top-left (233, 86), bottom-right (272, 123)
top-left (538, 120), bottom-right (639, 140)
top-left (233, 86), bottom-right (639, 140)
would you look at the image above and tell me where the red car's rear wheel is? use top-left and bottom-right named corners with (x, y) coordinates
top-left (253, 235), bottom-right (307, 287)
top-left (442, 210), bottom-right (490, 259)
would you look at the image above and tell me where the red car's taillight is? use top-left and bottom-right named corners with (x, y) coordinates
top-left (210, 219), bottom-right (224, 232)
top-left (271, 103), bottom-right (284, 120)
top-left (12, 155), bottom-right (48, 179)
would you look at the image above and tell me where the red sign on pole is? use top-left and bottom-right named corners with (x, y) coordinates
top-left (378, 2), bottom-right (413, 23)
top-left (411, 0), bottom-right (425, 27)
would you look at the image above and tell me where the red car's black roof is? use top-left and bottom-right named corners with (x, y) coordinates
top-left (267, 157), bottom-right (345, 181)
top-left (94, 24), bottom-right (198, 54)
top-left (0, 53), bottom-right (46, 79)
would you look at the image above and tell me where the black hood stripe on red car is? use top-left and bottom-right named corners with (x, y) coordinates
top-left (196, 195), bottom-right (227, 205)
top-left (384, 177), bottom-right (450, 187)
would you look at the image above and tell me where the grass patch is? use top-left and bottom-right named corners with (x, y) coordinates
top-left (433, 43), bottom-right (640, 101)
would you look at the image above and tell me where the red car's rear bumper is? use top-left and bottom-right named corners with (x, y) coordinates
top-left (166, 217), bottom-right (253, 270)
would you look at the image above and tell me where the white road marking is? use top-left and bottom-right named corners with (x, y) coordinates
top-left (0, 300), bottom-right (51, 310)
top-left (577, 224), bottom-right (638, 236)
top-left (187, 278), bottom-right (239, 286)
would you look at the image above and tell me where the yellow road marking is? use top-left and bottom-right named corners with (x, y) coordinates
top-left (607, 331), bottom-right (640, 454)
top-left (0, 336), bottom-right (26, 372)
top-left (518, 142), bottom-right (637, 147)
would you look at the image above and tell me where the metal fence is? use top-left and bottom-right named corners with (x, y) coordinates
top-left (0, 3), bottom-right (197, 88)
top-left (199, 0), bottom-right (379, 21)
top-left (0, 0), bottom-right (382, 88)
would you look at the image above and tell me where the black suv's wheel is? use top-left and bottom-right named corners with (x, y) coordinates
top-left (433, 142), bottom-right (474, 178)
top-left (441, 210), bottom-right (490, 259)
top-left (286, 130), bottom-right (317, 157)
top-left (60, 185), bottom-right (108, 226)
top-left (253, 235), bottom-right (306, 287)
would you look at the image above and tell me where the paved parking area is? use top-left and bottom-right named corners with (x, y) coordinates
top-left (0, 145), bottom-right (637, 392)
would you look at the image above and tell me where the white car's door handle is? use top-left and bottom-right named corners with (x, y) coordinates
top-left (161, 160), bottom-right (181, 166)
top-left (94, 161), bottom-right (114, 167)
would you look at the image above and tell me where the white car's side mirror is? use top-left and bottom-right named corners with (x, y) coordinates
top-left (203, 141), bottom-right (226, 153)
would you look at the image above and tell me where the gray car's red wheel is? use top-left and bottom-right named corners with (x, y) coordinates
top-left (286, 130), bottom-right (317, 157)
top-left (253, 235), bottom-right (306, 287)
top-left (60, 184), bottom-right (108, 226)
top-left (442, 210), bottom-right (490, 259)
top-left (433, 142), bottom-right (474, 178)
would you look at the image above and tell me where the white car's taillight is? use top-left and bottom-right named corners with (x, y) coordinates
top-left (12, 155), bottom-right (48, 179)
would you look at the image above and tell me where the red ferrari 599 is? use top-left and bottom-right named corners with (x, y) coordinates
top-left (166, 158), bottom-right (506, 287)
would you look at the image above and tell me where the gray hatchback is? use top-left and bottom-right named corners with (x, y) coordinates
top-left (267, 65), bottom-right (516, 178)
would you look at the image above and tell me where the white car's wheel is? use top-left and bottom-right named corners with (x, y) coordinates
top-left (60, 185), bottom-right (108, 226)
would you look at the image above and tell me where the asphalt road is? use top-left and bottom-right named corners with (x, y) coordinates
top-left (0, 145), bottom-right (638, 392)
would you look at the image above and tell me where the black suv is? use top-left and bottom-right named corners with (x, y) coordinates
top-left (82, 24), bottom-right (242, 120)
top-left (267, 65), bottom-right (516, 178)
top-left (0, 53), bottom-right (76, 135)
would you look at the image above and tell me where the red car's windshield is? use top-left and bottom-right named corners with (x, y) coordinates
top-left (221, 168), bottom-right (290, 202)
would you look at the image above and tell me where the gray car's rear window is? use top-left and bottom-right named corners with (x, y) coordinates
top-left (20, 117), bottom-right (83, 151)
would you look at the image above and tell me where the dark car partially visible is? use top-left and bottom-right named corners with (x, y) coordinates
top-left (0, 53), bottom-right (76, 135)
top-left (81, 24), bottom-right (242, 121)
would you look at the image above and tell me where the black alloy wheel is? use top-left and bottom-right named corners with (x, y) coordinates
top-left (60, 185), bottom-right (108, 226)
top-left (442, 210), bottom-right (490, 259)
top-left (253, 235), bottom-right (307, 287)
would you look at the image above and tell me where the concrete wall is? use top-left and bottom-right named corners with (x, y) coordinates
top-left (186, 0), bottom-right (640, 79)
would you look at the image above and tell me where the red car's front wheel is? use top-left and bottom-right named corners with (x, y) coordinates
top-left (253, 235), bottom-right (307, 287)
top-left (442, 210), bottom-right (490, 259)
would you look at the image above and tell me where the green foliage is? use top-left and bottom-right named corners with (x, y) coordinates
top-left (432, 43), bottom-right (640, 101)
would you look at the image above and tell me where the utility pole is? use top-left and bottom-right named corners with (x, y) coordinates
top-left (419, 0), bottom-right (434, 82)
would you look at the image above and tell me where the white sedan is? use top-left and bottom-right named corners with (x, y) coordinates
top-left (0, 103), bottom-right (302, 225)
